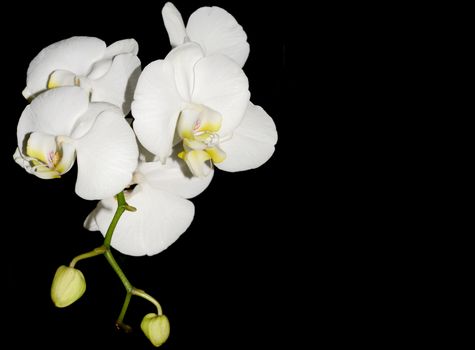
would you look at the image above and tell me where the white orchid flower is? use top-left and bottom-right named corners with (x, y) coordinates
top-left (162, 2), bottom-right (249, 67)
top-left (22, 36), bottom-right (141, 114)
top-left (84, 158), bottom-right (213, 256)
top-left (132, 43), bottom-right (277, 177)
top-left (14, 86), bottom-right (138, 200)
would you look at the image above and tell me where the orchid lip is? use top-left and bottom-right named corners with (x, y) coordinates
top-left (176, 104), bottom-right (227, 176)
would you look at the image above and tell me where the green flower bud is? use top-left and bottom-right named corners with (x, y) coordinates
top-left (51, 265), bottom-right (86, 308)
top-left (141, 313), bottom-right (170, 347)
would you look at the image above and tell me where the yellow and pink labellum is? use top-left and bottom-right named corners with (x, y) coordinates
top-left (23, 132), bottom-right (76, 179)
top-left (176, 105), bottom-right (227, 177)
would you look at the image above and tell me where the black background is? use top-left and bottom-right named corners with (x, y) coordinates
top-left (2, 1), bottom-right (298, 348)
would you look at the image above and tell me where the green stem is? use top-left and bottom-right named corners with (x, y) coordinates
top-left (132, 289), bottom-right (163, 315)
top-left (116, 291), bottom-right (133, 332)
top-left (104, 247), bottom-right (134, 331)
top-left (69, 246), bottom-right (106, 268)
top-left (104, 249), bottom-right (133, 292)
top-left (99, 191), bottom-right (163, 328)
top-left (104, 192), bottom-right (127, 248)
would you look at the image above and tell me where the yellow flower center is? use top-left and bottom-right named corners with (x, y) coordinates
top-left (177, 105), bottom-right (226, 177)
top-left (23, 132), bottom-right (75, 179)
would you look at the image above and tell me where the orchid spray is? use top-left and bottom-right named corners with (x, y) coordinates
top-left (13, 2), bottom-right (277, 347)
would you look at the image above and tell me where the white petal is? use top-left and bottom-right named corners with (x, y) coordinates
top-left (192, 54), bottom-right (250, 137)
top-left (85, 184), bottom-right (194, 256)
top-left (138, 139), bottom-right (159, 162)
top-left (132, 60), bottom-right (184, 161)
top-left (75, 109), bottom-right (138, 200)
top-left (166, 42), bottom-right (204, 101)
top-left (70, 102), bottom-right (117, 139)
top-left (31, 87), bottom-right (90, 135)
top-left (90, 53), bottom-right (141, 114)
top-left (137, 158), bottom-right (213, 198)
top-left (187, 6), bottom-right (250, 67)
top-left (87, 40), bottom-right (139, 81)
top-left (17, 87), bottom-right (89, 150)
top-left (216, 103), bottom-right (277, 172)
top-left (16, 106), bottom-right (35, 154)
top-left (162, 2), bottom-right (187, 47)
top-left (83, 208), bottom-right (100, 231)
top-left (165, 43), bottom-right (204, 101)
top-left (86, 59), bottom-right (113, 80)
top-left (104, 39), bottom-right (139, 58)
top-left (25, 36), bottom-right (106, 98)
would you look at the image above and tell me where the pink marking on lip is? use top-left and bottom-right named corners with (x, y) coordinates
top-left (193, 119), bottom-right (201, 131)
top-left (47, 151), bottom-right (56, 168)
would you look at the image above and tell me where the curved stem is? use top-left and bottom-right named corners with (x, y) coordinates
top-left (132, 288), bottom-right (163, 315)
top-left (69, 246), bottom-right (106, 268)
top-left (104, 250), bottom-right (163, 317)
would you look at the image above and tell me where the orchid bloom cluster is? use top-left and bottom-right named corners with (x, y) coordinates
top-left (13, 2), bottom-right (277, 347)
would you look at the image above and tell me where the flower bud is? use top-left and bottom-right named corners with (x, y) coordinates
top-left (141, 313), bottom-right (170, 347)
top-left (51, 265), bottom-right (86, 308)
